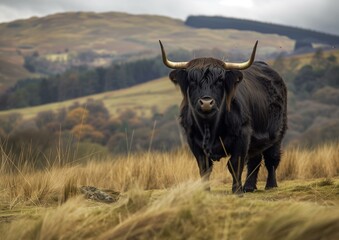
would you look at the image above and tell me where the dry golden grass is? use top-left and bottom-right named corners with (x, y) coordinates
top-left (278, 143), bottom-right (339, 180)
top-left (0, 142), bottom-right (338, 239)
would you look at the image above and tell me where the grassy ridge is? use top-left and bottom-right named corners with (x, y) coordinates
top-left (275, 48), bottom-right (339, 68)
top-left (1, 12), bottom-right (293, 55)
top-left (0, 143), bottom-right (338, 239)
top-left (0, 76), bottom-right (182, 119)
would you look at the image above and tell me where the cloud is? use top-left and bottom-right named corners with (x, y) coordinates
top-left (219, 0), bottom-right (255, 8)
top-left (0, 0), bottom-right (338, 35)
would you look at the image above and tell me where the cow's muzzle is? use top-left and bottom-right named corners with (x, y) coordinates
top-left (199, 96), bottom-right (215, 113)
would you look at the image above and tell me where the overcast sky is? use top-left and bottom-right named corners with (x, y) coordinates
top-left (0, 0), bottom-right (338, 35)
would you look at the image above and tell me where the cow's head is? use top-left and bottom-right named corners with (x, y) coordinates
top-left (159, 40), bottom-right (258, 120)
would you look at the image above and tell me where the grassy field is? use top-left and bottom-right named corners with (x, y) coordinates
top-left (0, 76), bottom-right (182, 119)
top-left (0, 142), bottom-right (338, 239)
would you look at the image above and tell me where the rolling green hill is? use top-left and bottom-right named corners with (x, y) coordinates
top-left (0, 12), bottom-right (294, 88)
top-left (0, 76), bottom-right (181, 119)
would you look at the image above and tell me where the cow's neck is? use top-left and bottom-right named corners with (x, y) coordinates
top-left (200, 120), bottom-right (224, 154)
top-left (187, 88), bottom-right (227, 158)
top-left (189, 119), bottom-right (227, 160)
top-left (186, 87), bottom-right (226, 134)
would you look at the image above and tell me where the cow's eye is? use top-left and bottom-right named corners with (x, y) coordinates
top-left (235, 77), bottom-right (242, 84)
top-left (189, 81), bottom-right (197, 88)
top-left (216, 77), bottom-right (224, 85)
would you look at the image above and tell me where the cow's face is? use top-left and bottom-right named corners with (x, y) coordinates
top-left (159, 40), bottom-right (257, 120)
top-left (169, 59), bottom-right (243, 119)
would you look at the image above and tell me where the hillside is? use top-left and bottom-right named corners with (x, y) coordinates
top-left (0, 49), bottom-right (338, 120)
top-left (0, 43), bottom-right (338, 156)
top-left (0, 12), bottom-right (295, 88)
top-left (0, 76), bottom-right (181, 120)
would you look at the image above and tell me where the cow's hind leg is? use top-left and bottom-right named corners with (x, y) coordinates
top-left (244, 154), bottom-right (262, 192)
top-left (227, 128), bottom-right (251, 194)
top-left (263, 142), bottom-right (282, 189)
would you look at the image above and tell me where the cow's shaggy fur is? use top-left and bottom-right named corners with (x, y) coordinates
top-left (169, 59), bottom-right (287, 193)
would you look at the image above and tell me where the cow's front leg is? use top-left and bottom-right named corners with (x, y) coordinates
top-left (189, 136), bottom-right (213, 191)
top-left (196, 155), bottom-right (213, 191)
top-left (227, 156), bottom-right (245, 194)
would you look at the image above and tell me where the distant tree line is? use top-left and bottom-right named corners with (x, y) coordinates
top-left (0, 56), bottom-right (170, 109)
top-left (0, 47), bottom-right (230, 110)
top-left (186, 16), bottom-right (339, 46)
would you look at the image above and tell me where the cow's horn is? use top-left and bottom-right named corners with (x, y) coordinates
top-left (223, 41), bottom-right (258, 70)
top-left (159, 40), bottom-right (188, 69)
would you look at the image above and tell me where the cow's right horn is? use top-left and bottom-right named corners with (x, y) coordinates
top-left (159, 40), bottom-right (188, 69)
top-left (223, 41), bottom-right (258, 70)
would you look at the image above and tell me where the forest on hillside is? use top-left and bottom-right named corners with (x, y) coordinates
top-left (274, 50), bottom-right (339, 146)
top-left (0, 55), bottom-right (168, 109)
top-left (0, 49), bottom-right (338, 164)
top-left (0, 47), bottom-right (235, 110)
top-left (186, 16), bottom-right (339, 46)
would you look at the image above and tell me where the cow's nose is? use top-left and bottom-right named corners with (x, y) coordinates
top-left (199, 96), bottom-right (215, 112)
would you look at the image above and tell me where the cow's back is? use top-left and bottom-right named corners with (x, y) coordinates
top-left (240, 62), bottom-right (287, 142)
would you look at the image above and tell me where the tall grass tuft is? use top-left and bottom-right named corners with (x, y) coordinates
top-left (276, 142), bottom-right (339, 180)
top-left (0, 142), bottom-right (338, 206)
top-left (245, 204), bottom-right (339, 240)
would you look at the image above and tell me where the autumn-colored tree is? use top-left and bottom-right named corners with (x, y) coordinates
top-left (0, 113), bottom-right (23, 134)
top-left (36, 110), bottom-right (56, 129)
top-left (65, 107), bottom-right (89, 129)
top-left (84, 99), bottom-right (110, 130)
top-left (71, 124), bottom-right (104, 143)
top-left (107, 132), bottom-right (127, 154)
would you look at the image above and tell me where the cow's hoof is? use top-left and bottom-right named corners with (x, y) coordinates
top-left (243, 182), bottom-right (257, 192)
top-left (265, 185), bottom-right (278, 190)
top-left (232, 186), bottom-right (243, 195)
top-left (243, 186), bottom-right (257, 193)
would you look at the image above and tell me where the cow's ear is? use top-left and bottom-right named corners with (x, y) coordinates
top-left (169, 69), bottom-right (188, 93)
top-left (234, 70), bottom-right (243, 83)
top-left (224, 70), bottom-right (243, 112)
top-left (225, 70), bottom-right (243, 86)
top-left (169, 70), bottom-right (185, 85)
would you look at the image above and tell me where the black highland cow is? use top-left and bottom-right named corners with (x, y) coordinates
top-left (159, 40), bottom-right (287, 193)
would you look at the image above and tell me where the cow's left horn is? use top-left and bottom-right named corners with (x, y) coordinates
top-left (159, 40), bottom-right (188, 69)
top-left (223, 41), bottom-right (258, 70)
